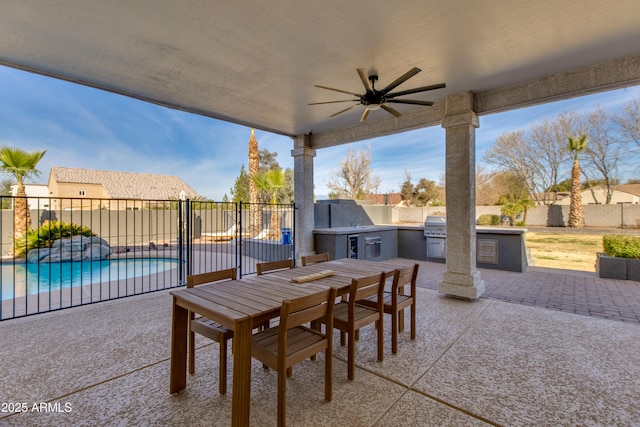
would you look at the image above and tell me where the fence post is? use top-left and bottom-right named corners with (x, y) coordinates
top-left (185, 199), bottom-right (191, 278)
top-left (238, 201), bottom-right (243, 277)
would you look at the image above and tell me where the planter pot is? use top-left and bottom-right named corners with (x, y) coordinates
top-left (597, 253), bottom-right (627, 280)
top-left (627, 257), bottom-right (640, 282)
top-left (597, 253), bottom-right (640, 282)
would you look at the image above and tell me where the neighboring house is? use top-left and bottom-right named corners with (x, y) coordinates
top-left (554, 184), bottom-right (640, 205)
top-left (47, 167), bottom-right (202, 210)
top-left (10, 183), bottom-right (51, 209)
top-left (365, 193), bottom-right (403, 205)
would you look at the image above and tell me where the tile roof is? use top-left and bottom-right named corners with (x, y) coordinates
top-left (50, 167), bottom-right (202, 200)
top-left (613, 184), bottom-right (640, 197)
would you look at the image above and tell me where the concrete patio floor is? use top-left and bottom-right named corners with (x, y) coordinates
top-left (1, 259), bottom-right (639, 426)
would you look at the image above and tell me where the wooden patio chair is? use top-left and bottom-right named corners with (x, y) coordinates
top-left (257, 259), bottom-right (294, 275)
top-left (358, 264), bottom-right (419, 354)
top-left (252, 287), bottom-right (337, 427)
top-left (186, 268), bottom-right (237, 394)
top-left (320, 272), bottom-right (385, 380)
top-left (301, 252), bottom-right (330, 266)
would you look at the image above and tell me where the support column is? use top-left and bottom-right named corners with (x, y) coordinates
top-left (438, 92), bottom-right (485, 299)
top-left (292, 134), bottom-right (316, 265)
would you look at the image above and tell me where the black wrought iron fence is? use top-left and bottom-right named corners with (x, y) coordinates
top-left (1, 196), bottom-right (295, 320)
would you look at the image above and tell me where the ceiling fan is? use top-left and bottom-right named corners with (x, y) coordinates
top-left (309, 67), bottom-right (445, 122)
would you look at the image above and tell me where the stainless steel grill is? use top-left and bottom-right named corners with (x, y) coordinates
top-left (423, 215), bottom-right (446, 237)
top-left (424, 215), bottom-right (446, 260)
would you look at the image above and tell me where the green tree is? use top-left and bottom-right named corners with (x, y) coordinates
top-left (248, 129), bottom-right (261, 234)
top-left (400, 171), bottom-right (415, 205)
top-left (258, 149), bottom-right (280, 173)
top-left (400, 171), bottom-right (441, 207)
top-left (254, 168), bottom-right (286, 240)
top-left (414, 178), bottom-right (439, 206)
top-left (230, 147), bottom-right (293, 204)
top-left (547, 178), bottom-right (573, 193)
top-left (230, 164), bottom-right (250, 202)
top-left (1, 178), bottom-right (13, 209)
top-left (500, 198), bottom-right (534, 226)
top-left (568, 135), bottom-right (587, 228)
top-left (0, 146), bottom-right (47, 237)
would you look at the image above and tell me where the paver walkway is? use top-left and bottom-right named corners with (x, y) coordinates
top-left (413, 260), bottom-right (640, 324)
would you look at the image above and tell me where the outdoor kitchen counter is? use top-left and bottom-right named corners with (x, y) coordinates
top-left (313, 225), bottom-right (527, 234)
top-left (313, 225), bottom-right (399, 234)
top-left (476, 227), bottom-right (527, 235)
top-left (314, 225), bottom-right (528, 272)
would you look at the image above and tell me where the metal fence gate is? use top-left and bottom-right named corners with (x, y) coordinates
top-left (1, 196), bottom-right (295, 320)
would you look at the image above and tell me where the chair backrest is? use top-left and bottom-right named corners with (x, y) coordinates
top-left (349, 272), bottom-right (386, 306)
top-left (280, 288), bottom-right (337, 332)
top-left (301, 252), bottom-right (330, 266)
top-left (256, 259), bottom-right (294, 275)
top-left (187, 267), bottom-right (237, 288)
top-left (392, 264), bottom-right (419, 295)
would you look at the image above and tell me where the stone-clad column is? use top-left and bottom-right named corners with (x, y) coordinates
top-left (438, 92), bottom-right (485, 299)
top-left (292, 134), bottom-right (316, 265)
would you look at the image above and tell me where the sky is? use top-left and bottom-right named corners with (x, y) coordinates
top-left (2, 65), bottom-right (640, 200)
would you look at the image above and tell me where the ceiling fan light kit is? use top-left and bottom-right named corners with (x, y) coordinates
top-left (310, 67), bottom-right (445, 122)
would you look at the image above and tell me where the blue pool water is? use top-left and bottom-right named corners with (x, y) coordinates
top-left (1, 258), bottom-right (179, 300)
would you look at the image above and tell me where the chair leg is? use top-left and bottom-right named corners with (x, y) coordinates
top-left (355, 329), bottom-right (360, 341)
top-left (219, 339), bottom-right (227, 395)
top-left (377, 316), bottom-right (384, 362)
top-left (399, 308), bottom-right (405, 332)
top-left (340, 331), bottom-right (346, 346)
top-left (392, 310), bottom-right (398, 354)
top-left (277, 366), bottom-right (286, 427)
top-left (188, 331), bottom-right (196, 375)
top-left (310, 321), bottom-right (318, 361)
top-left (411, 303), bottom-right (416, 340)
top-left (347, 328), bottom-right (355, 380)
top-left (325, 346), bottom-right (332, 401)
top-left (286, 367), bottom-right (293, 377)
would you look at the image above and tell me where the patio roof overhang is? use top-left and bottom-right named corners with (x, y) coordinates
top-left (1, 0), bottom-right (640, 147)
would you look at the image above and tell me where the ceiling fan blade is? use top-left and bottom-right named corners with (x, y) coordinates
top-left (385, 83), bottom-right (446, 98)
top-left (360, 108), bottom-right (370, 122)
top-left (330, 103), bottom-right (361, 118)
top-left (314, 85), bottom-right (361, 97)
top-left (309, 99), bottom-right (360, 105)
top-left (386, 99), bottom-right (434, 106)
top-left (381, 104), bottom-right (402, 118)
top-left (380, 67), bottom-right (421, 94)
top-left (356, 68), bottom-right (373, 92)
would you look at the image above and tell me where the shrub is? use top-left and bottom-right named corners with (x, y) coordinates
top-left (14, 220), bottom-right (96, 258)
top-left (603, 235), bottom-right (640, 259)
top-left (477, 214), bottom-right (500, 226)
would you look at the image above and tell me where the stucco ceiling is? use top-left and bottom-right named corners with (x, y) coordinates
top-left (2, 1), bottom-right (640, 143)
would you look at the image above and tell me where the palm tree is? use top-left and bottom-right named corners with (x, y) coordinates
top-left (567, 135), bottom-right (587, 228)
top-left (0, 146), bottom-right (47, 237)
top-left (254, 168), bottom-right (286, 240)
top-left (247, 129), bottom-right (262, 235)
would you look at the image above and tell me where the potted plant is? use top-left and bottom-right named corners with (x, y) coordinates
top-left (597, 235), bottom-right (640, 281)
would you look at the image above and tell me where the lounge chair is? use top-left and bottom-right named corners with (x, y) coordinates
top-left (202, 224), bottom-right (241, 241)
top-left (252, 228), bottom-right (271, 240)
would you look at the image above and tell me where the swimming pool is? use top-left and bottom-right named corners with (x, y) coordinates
top-left (1, 258), bottom-right (179, 301)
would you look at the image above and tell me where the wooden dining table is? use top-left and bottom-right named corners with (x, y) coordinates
top-left (169, 258), bottom-right (405, 427)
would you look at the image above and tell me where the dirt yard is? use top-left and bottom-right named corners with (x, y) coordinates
top-left (525, 231), bottom-right (604, 272)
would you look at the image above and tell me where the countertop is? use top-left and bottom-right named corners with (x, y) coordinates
top-left (313, 225), bottom-right (527, 235)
